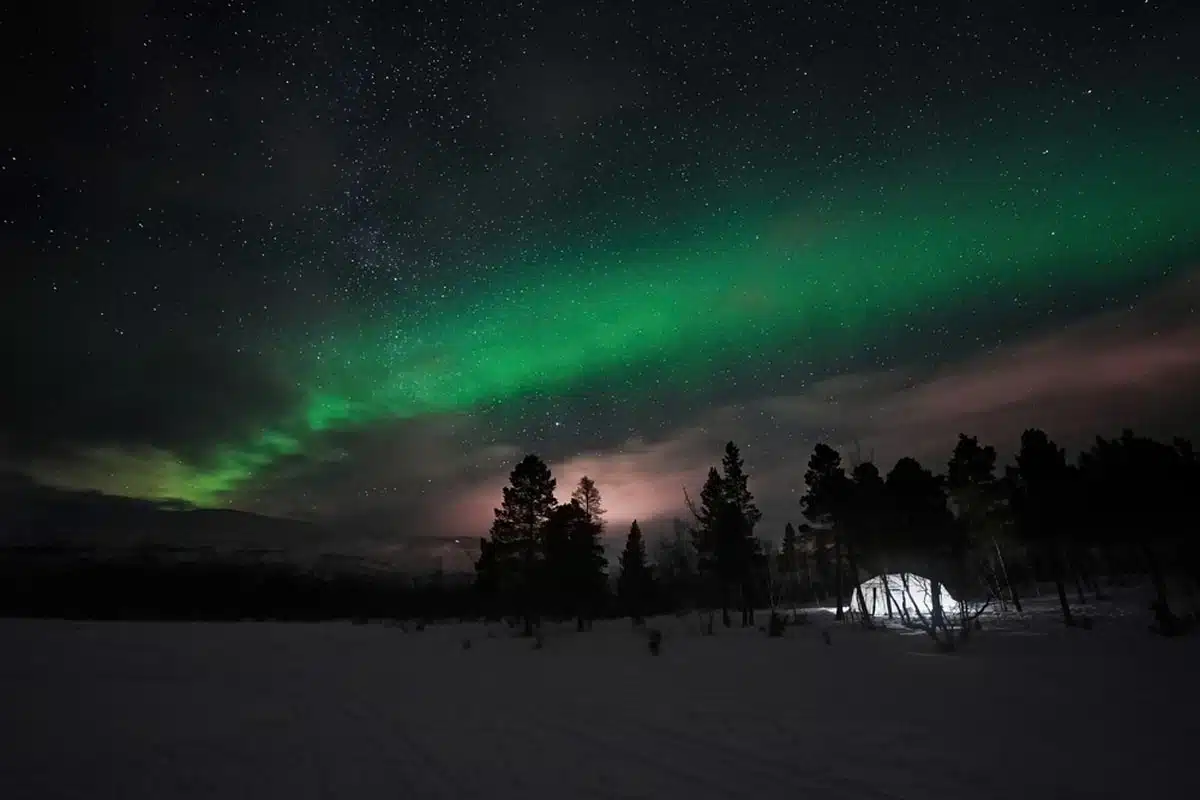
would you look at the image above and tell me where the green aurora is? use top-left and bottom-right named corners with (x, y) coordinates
top-left (98, 109), bottom-right (1200, 507)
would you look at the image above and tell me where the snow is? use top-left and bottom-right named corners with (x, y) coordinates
top-left (2, 608), bottom-right (1197, 800)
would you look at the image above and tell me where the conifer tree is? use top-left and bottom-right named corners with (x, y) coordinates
top-left (544, 499), bottom-right (607, 631)
top-left (570, 476), bottom-right (606, 526)
top-left (801, 444), bottom-right (850, 619)
top-left (486, 454), bottom-right (557, 635)
top-left (1008, 429), bottom-right (1075, 626)
top-left (687, 443), bottom-right (762, 627)
top-left (720, 442), bottom-right (762, 626)
top-left (618, 520), bottom-right (652, 622)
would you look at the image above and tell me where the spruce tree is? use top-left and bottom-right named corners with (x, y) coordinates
top-left (689, 466), bottom-right (732, 626)
top-left (801, 444), bottom-right (850, 619)
top-left (885, 456), bottom-right (954, 629)
top-left (566, 500), bottom-right (608, 630)
top-left (487, 454), bottom-right (558, 635)
top-left (544, 500), bottom-right (607, 631)
top-left (618, 520), bottom-right (651, 622)
top-left (719, 442), bottom-right (762, 626)
top-left (1009, 429), bottom-right (1075, 626)
top-left (687, 443), bottom-right (762, 627)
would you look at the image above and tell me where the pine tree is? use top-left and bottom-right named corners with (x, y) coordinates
top-left (1008, 429), bottom-right (1075, 626)
top-left (687, 443), bottom-right (762, 627)
top-left (946, 434), bottom-right (1018, 611)
top-left (720, 442), bottom-right (762, 626)
top-left (487, 454), bottom-right (558, 635)
top-left (846, 460), bottom-right (886, 623)
top-left (570, 476), bottom-right (606, 527)
top-left (885, 456), bottom-right (955, 630)
top-left (618, 520), bottom-right (651, 622)
top-left (473, 537), bottom-right (500, 618)
top-left (544, 500), bottom-right (607, 631)
top-left (801, 444), bottom-right (850, 619)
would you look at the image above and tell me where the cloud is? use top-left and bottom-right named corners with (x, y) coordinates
top-left (240, 414), bottom-right (522, 534)
top-left (0, 338), bottom-right (299, 465)
top-left (450, 269), bottom-right (1200, 545)
top-left (0, 338), bottom-right (300, 462)
top-left (14, 264), bottom-right (1199, 558)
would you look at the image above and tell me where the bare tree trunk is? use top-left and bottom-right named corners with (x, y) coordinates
top-left (992, 537), bottom-right (1020, 612)
top-left (898, 572), bottom-right (914, 625)
top-left (1009, 580), bottom-right (1023, 613)
top-left (740, 583), bottom-right (753, 627)
top-left (833, 533), bottom-right (844, 621)
top-left (846, 546), bottom-right (871, 627)
top-left (1143, 544), bottom-right (1175, 632)
top-left (1045, 544), bottom-right (1074, 626)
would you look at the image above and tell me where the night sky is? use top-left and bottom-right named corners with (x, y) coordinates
top-left (5, 1), bottom-right (1200, 551)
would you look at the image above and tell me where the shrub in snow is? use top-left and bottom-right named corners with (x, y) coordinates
top-left (647, 628), bottom-right (662, 655)
top-left (856, 572), bottom-right (989, 651)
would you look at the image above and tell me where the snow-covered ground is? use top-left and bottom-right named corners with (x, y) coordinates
top-left (2, 603), bottom-right (1197, 799)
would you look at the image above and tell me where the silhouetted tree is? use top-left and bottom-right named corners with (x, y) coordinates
top-left (1079, 430), bottom-right (1189, 633)
top-left (686, 442), bottom-right (763, 627)
top-left (474, 537), bottom-right (501, 617)
top-left (655, 518), bottom-right (698, 611)
top-left (688, 466), bottom-right (729, 625)
top-left (885, 456), bottom-right (956, 631)
top-left (845, 460), bottom-right (886, 624)
top-left (543, 499), bottom-right (607, 631)
top-left (618, 520), bottom-right (652, 622)
top-left (1008, 430), bottom-right (1076, 626)
top-left (947, 434), bottom-right (1020, 611)
top-left (570, 476), bottom-right (606, 527)
top-left (801, 444), bottom-right (850, 619)
top-left (720, 442), bottom-right (763, 626)
top-left (779, 522), bottom-right (799, 614)
top-left (485, 454), bottom-right (558, 635)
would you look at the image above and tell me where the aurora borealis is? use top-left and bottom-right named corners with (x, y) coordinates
top-left (5, 1), bottom-right (1200, 552)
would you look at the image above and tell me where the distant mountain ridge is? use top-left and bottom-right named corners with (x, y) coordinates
top-left (0, 473), bottom-right (471, 575)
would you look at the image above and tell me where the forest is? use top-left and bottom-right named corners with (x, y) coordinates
top-left (2, 427), bottom-right (1196, 642)
top-left (474, 428), bottom-right (1199, 644)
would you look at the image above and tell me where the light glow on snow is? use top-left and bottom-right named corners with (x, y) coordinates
top-left (848, 573), bottom-right (960, 619)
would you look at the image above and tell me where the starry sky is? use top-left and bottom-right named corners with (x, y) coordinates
top-left (4, 0), bottom-right (1200, 554)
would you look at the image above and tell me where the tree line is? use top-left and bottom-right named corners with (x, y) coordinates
top-left (6, 425), bottom-right (1193, 634)
top-left (475, 428), bottom-right (1200, 641)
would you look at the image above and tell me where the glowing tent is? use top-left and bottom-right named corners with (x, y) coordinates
top-left (852, 573), bottom-right (960, 619)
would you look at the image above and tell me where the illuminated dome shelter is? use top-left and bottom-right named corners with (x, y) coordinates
top-left (854, 573), bottom-right (960, 619)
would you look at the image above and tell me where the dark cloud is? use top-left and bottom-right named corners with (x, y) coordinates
top-left (0, 338), bottom-right (298, 464)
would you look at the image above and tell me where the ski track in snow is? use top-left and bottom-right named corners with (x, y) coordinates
top-left (1, 603), bottom-right (1197, 800)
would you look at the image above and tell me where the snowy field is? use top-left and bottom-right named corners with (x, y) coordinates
top-left (2, 603), bottom-right (1198, 800)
